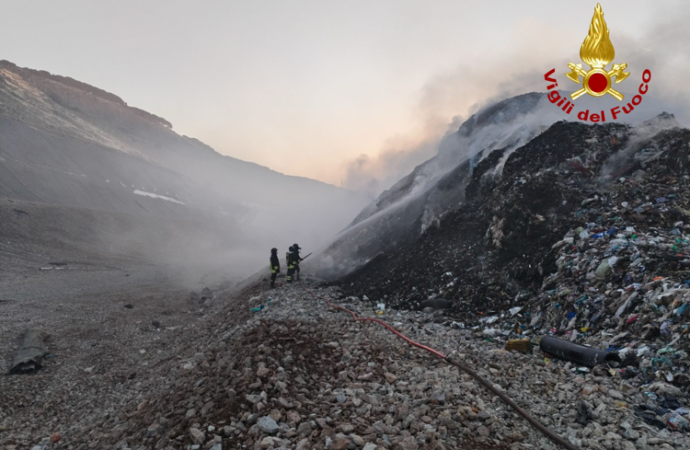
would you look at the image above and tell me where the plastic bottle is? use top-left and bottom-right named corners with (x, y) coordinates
top-left (668, 414), bottom-right (690, 431)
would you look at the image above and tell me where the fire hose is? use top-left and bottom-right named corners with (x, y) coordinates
top-left (298, 281), bottom-right (581, 450)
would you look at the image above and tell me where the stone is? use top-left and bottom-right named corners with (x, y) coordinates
top-left (201, 401), bottom-right (214, 415)
top-left (397, 436), bottom-right (419, 450)
top-left (189, 428), bottom-right (206, 445)
top-left (297, 421), bottom-right (313, 437)
top-left (295, 438), bottom-right (311, 450)
top-left (623, 429), bottom-right (639, 440)
top-left (350, 433), bottom-right (365, 446)
top-left (384, 373), bottom-right (397, 384)
top-left (605, 432), bottom-right (622, 440)
top-left (582, 385), bottom-right (596, 396)
top-left (260, 436), bottom-right (275, 449)
top-left (608, 390), bottom-right (624, 401)
top-left (477, 425), bottom-right (490, 437)
top-left (146, 423), bottom-right (161, 438)
top-left (336, 424), bottom-right (355, 433)
top-left (329, 436), bottom-right (351, 450)
top-left (258, 416), bottom-right (280, 435)
top-left (507, 431), bottom-right (524, 442)
top-left (287, 410), bottom-right (302, 424)
top-left (269, 409), bottom-right (282, 422)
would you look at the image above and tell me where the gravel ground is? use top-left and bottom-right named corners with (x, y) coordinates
top-left (0, 202), bottom-right (234, 450)
top-left (7, 276), bottom-right (685, 450)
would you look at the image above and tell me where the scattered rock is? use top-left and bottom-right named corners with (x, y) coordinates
top-left (258, 416), bottom-right (280, 435)
top-left (189, 427), bottom-right (205, 445)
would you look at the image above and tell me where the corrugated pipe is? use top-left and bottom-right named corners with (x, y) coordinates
top-left (540, 336), bottom-right (621, 367)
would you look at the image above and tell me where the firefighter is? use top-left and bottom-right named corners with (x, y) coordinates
top-left (286, 245), bottom-right (295, 283)
top-left (269, 248), bottom-right (280, 288)
top-left (291, 244), bottom-right (302, 281)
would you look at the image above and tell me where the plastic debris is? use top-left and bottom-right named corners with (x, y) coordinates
top-left (504, 338), bottom-right (532, 353)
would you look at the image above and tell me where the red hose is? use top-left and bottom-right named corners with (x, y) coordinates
top-left (299, 281), bottom-right (447, 359)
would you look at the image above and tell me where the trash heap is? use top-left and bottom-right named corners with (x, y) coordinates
top-left (340, 116), bottom-right (689, 311)
top-left (505, 219), bottom-right (690, 433)
top-left (534, 222), bottom-right (690, 344)
top-left (338, 116), bottom-right (690, 435)
top-left (461, 125), bottom-right (690, 433)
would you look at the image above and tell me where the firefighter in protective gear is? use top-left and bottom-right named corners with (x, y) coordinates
top-left (269, 248), bottom-right (280, 288)
top-left (286, 245), bottom-right (295, 283)
top-left (290, 244), bottom-right (302, 281)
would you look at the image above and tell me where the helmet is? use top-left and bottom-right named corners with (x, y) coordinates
top-left (293, 243), bottom-right (300, 250)
top-left (289, 245), bottom-right (294, 251)
top-left (271, 248), bottom-right (277, 253)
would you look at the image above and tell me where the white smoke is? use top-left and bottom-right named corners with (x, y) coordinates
top-left (342, 4), bottom-right (690, 197)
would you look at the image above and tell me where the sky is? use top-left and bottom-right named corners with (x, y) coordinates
top-left (1, 1), bottom-right (687, 192)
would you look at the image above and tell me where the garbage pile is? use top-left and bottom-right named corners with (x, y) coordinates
top-left (505, 218), bottom-right (690, 433)
top-left (337, 116), bottom-right (690, 433)
top-left (531, 222), bottom-right (690, 346)
top-left (340, 116), bottom-right (688, 311)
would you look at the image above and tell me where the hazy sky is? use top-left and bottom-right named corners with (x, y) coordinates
top-left (0, 1), bottom-right (685, 188)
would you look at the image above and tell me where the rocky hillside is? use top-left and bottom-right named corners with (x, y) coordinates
top-left (0, 60), bottom-right (368, 270)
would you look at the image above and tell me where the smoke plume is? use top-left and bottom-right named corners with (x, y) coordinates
top-left (343, 6), bottom-right (690, 197)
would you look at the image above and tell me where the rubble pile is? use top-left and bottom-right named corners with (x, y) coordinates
top-left (5, 278), bottom-right (690, 450)
top-left (50, 284), bottom-right (690, 450)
